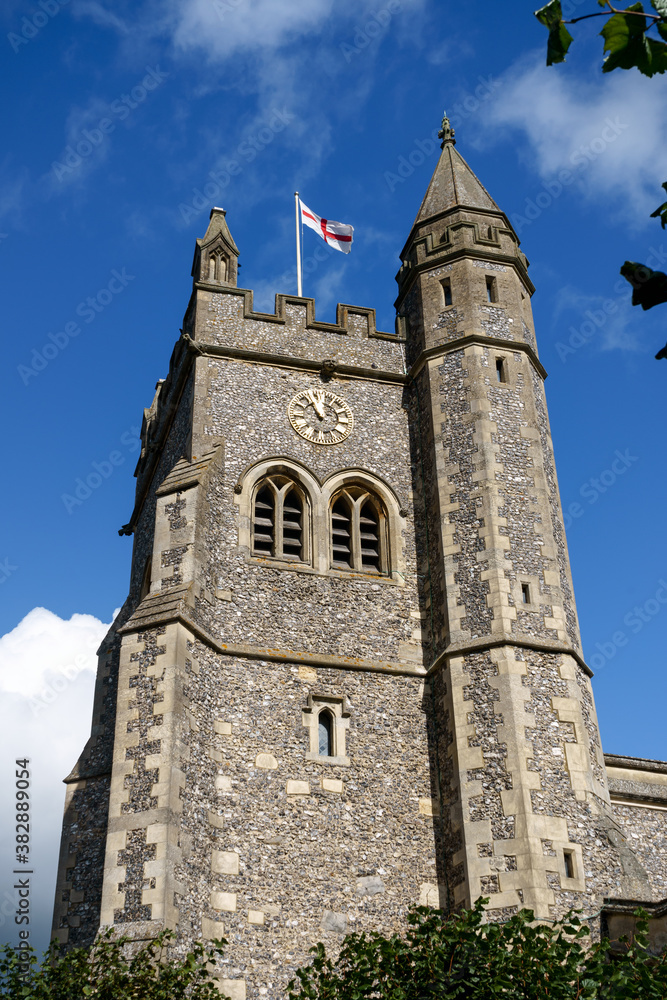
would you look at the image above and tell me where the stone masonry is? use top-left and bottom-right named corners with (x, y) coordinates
top-left (52, 115), bottom-right (667, 996)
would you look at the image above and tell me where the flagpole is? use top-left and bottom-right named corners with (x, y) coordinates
top-left (294, 191), bottom-right (303, 297)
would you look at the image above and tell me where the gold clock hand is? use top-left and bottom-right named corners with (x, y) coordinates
top-left (307, 389), bottom-right (326, 419)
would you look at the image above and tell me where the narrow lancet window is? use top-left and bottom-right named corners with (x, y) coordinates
top-left (441, 277), bottom-right (453, 306)
top-left (253, 485), bottom-right (275, 555)
top-left (318, 710), bottom-right (333, 756)
top-left (359, 500), bottom-right (380, 571)
top-left (496, 358), bottom-right (507, 383)
top-left (486, 276), bottom-right (498, 303)
top-left (281, 487), bottom-right (303, 561)
top-left (331, 496), bottom-right (352, 568)
top-left (139, 557), bottom-right (152, 601)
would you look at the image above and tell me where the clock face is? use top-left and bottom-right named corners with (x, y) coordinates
top-left (288, 388), bottom-right (353, 445)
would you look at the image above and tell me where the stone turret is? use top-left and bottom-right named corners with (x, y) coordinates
top-left (192, 206), bottom-right (240, 287)
top-left (399, 113), bottom-right (651, 919)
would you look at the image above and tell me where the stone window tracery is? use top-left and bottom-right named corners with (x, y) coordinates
top-left (330, 487), bottom-right (386, 574)
top-left (252, 476), bottom-right (306, 562)
top-left (237, 460), bottom-right (404, 582)
top-left (207, 250), bottom-right (227, 283)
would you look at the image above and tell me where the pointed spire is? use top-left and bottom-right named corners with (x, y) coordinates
top-left (412, 120), bottom-right (500, 225)
top-left (201, 207), bottom-right (239, 255)
top-left (438, 110), bottom-right (455, 148)
top-left (396, 111), bottom-right (530, 307)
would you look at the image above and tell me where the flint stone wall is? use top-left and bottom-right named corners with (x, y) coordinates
top-left (191, 354), bottom-right (426, 667)
top-left (174, 643), bottom-right (442, 998)
top-left (611, 802), bottom-right (667, 901)
top-left (607, 759), bottom-right (667, 901)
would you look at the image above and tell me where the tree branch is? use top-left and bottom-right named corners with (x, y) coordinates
top-left (565, 6), bottom-right (662, 24)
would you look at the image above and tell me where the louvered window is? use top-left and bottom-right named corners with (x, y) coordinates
top-left (281, 487), bottom-right (303, 559)
top-left (253, 485), bottom-right (275, 555)
top-left (331, 496), bottom-right (352, 568)
top-left (330, 487), bottom-right (387, 574)
top-left (359, 500), bottom-right (380, 571)
top-left (252, 477), bottom-right (306, 562)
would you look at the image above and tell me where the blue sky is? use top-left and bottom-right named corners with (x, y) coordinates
top-left (1, 0), bottom-right (666, 954)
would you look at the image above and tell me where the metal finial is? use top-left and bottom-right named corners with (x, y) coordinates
top-left (438, 111), bottom-right (456, 148)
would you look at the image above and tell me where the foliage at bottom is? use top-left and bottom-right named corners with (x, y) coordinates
top-left (0, 928), bottom-right (226, 999)
top-left (287, 897), bottom-right (667, 1000)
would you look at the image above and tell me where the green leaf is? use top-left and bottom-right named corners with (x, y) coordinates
top-left (535, 0), bottom-right (574, 64)
top-left (535, 0), bottom-right (563, 29)
top-left (621, 260), bottom-right (667, 308)
top-left (600, 2), bottom-right (667, 74)
top-left (645, 35), bottom-right (667, 72)
top-left (601, 4), bottom-right (648, 70)
top-left (651, 0), bottom-right (667, 16)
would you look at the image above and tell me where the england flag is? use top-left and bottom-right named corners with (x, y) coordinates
top-left (299, 199), bottom-right (354, 254)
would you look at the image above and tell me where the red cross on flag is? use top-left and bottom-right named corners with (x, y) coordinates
top-left (299, 199), bottom-right (354, 254)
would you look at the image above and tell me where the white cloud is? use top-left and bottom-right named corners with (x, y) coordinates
top-left (551, 283), bottom-right (644, 355)
top-left (480, 55), bottom-right (667, 222)
top-left (171, 0), bottom-right (374, 60)
top-left (41, 96), bottom-right (123, 196)
top-left (71, 0), bottom-right (129, 34)
top-left (250, 272), bottom-right (295, 313)
top-left (43, 0), bottom-right (424, 215)
top-left (0, 608), bottom-right (111, 952)
top-left (161, 0), bottom-right (420, 196)
top-left (0, 607), bottom-right (107, 699)
top-left (0, 160), bottom-right (29, 233)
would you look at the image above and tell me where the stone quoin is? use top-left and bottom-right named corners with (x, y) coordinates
top-left (52, 114), bottom-right (667, 999)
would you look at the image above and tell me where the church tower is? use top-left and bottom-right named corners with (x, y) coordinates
top-left (52, 117), bottom-right (656, 999)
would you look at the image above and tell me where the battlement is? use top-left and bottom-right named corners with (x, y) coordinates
top-left (187, 285), bottom-right (400, 342)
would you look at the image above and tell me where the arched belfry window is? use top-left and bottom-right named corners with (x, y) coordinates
top-left (207, 251), bottom-right (227, 283)
top-left (318, 710), bottom-right (333, 757)
top-left (359, 498), bottom-right (381, 571)
top-left (331, 495), bottom-right (352, 567)
top-left (252, 476), bottom-right (307, 562)
top-left (330, 487), bottom-right (387, 574)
